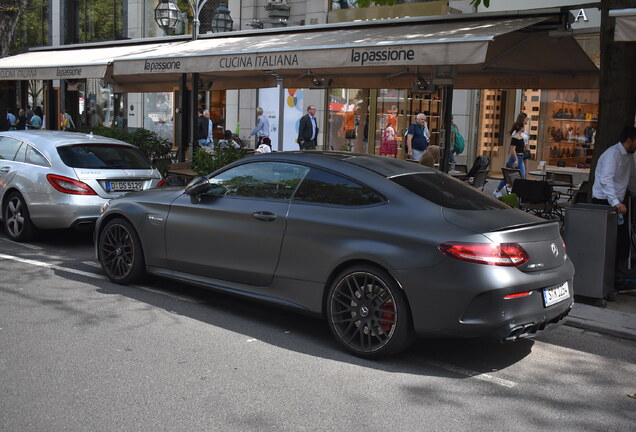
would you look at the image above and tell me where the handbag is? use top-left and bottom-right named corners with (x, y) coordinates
top-left (523, 149), bottom-right (532, 160)
top-left (345, 130), bottom-right (356, 139)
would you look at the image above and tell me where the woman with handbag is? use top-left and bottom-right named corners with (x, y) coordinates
top-left (493, 119), bottom-right (527, 197)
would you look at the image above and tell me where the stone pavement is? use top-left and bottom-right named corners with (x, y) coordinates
top-left (567, 292), bottom-right (636, 341)
top-left (478, 173), bottom-right (636, 342)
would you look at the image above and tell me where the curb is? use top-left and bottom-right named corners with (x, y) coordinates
top-left (564, 317), bottom-right (636, 342)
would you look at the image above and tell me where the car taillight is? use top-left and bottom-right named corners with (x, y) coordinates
top-left (439, 242), bottom-right (529, 267)
top-left (157, 179), bottom-right (166, 188)
top-left (46, 174), bottom-right (97, 195)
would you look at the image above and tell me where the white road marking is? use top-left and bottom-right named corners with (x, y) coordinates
top-left (81, 261), bottom-right (102, 268)
top-left (0, 253), bottom-right (203, 304)
top-left (0, 237), bottom-right (42, 250)
top-left (0, 253), bottom-right (101, 279)
top-left (426, 360), bottom-right (516, 388)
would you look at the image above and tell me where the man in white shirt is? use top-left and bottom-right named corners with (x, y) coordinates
top-left (592, 126), bottom-right (636, 293)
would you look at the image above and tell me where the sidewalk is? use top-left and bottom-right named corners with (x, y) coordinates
top-left (566, 292), bottom-right (636, 341)
top-left (480, 174), bottom-right (636, 341)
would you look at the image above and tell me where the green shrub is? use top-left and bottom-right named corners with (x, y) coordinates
top-left (192, 143), bottom-right (248, 176)
top-left (92, 126), bottom-right (173, 176)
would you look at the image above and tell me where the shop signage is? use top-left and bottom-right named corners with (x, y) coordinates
top-left (143, 60), bottom-right (181, 72)
top-left (0, 68), bottom-right (38, 79)
top-left (56, 67), bottom-right (83, 78)
top-left (350, 47), bottom-right (415, 66)
top-left (219, 54), bottom-right (299, 69)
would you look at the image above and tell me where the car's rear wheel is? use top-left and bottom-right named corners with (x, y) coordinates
top-left (98, 218), bottom-right (145, 284)
top-left (327, 265), bottom-right (413, 358)
top-left (3, 192), bottom-right (36, 242)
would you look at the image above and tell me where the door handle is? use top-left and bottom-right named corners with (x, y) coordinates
top-left (252, 211), bottom-right (277, 222)
top-left (0, 166), bottom-right (10, 173)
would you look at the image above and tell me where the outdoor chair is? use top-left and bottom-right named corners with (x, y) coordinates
top-left (471, 169), bottom-right (490, 191)
top-left (501, 167), bottom-right (523, 194)
top-left (511, 179), bottom-right (562, 219)
top-left (453, 163), bottom-right (468, 174)
top-left (546, 172), bottom-right (576, 201)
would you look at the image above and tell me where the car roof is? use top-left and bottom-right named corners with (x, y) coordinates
top-left (0, 130), bottom-right (135, 148)
top-left (253, 151), bottom-right (434, 178)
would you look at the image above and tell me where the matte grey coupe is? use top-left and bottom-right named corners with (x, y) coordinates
top-left (0, 131), bottom-right (164, 241)
top-left (95, 152), bottom-right (574, 358)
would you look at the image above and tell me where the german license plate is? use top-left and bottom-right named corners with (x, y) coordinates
top-left (543, 282), bottom-right (570, 307)
top-left (107, 180), bottom-right (143, 192)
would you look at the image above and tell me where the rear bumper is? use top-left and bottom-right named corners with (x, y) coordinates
top-left (397, 261), bottom-right (575, 339)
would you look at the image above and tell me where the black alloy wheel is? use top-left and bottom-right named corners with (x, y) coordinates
top-left (98, 218), bottom-right (145, 284)
top-left (3, 192), bottom-right (35, 242)
top-left (327, 265), bottom-right (413, 358)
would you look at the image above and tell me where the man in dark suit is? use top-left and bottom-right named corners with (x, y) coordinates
top-left (297, 105), bottom-right (318, 150)
top-left (197, 107), bottom-right (210, 147)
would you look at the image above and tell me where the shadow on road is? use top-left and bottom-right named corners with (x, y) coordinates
top-left (92, 273), bottom-right (535, 378)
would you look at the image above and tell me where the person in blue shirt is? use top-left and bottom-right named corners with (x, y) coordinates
top-left (6, 109), bottom-right (16, 130)
top-left (248, 107), bottom-right (270, 145)
top-left (405, 113), bottom-right (430, 161)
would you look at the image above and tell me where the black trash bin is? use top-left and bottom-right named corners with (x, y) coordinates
top-left (563, 203), bottom-right (617, 300)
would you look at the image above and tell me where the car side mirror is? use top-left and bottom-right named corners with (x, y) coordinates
top-left (184, 177), bottom-right (226, 203)
top-left (184, 176), bottom-right (210, 196)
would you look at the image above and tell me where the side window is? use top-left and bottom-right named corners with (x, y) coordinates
top-left (293, 168), bottom-right (385, 206)
top-left (0, 137), bottom-right (24, 161)
top-left (210, 162), bottom-right (309, 200)
top-left (13, 143), bottom-right (27, 163)
top-left (26, 146), bottom-right (50, 167)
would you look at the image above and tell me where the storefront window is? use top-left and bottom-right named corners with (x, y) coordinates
top-left (326, 89), bottom-right (369, 153)
top-left (143, 92), bottom-right (174, 142)
top-left (77, 80), bottom-right (116, 129)
top-left (477, 90), bottom-right (506, 164)
top-left (13, 0), bottom-right (50, 53)
top-left (64, 0), bottom-right (125, 45)
top-left (538, 90), bottom-right (598, 168)
top-left (375, 89), bottom-right (406, 157)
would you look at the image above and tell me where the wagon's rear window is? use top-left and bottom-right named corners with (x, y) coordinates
top-left (57, 144), bottom-right (152, 169)
top-left (391, 173), bottom-right (509, 210)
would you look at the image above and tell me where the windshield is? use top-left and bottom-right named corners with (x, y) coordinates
top-left (57, 144), bottom-right (152, 169)
top-left (391, 172), bottom-right (509, 210)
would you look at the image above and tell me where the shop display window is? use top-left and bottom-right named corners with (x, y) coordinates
top-left (326, 88), bottom-right (370, 153)
top-left (538, 90), bottom-right (598, 168)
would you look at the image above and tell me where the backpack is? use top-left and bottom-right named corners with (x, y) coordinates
top-left (451, 125), bottom-right (465, 154)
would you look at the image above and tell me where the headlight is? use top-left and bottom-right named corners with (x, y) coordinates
top-left (99, 202), bottom-right (110, 214)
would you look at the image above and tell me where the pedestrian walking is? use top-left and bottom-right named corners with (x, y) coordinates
top-left (298, 105), bottom-right (318, 150)
top-left (197, 108), bottom-right (210, 147)
top-left (248, 107), bottom-right (270, 145)
top-left (405, 113), bottom-right (430, 161)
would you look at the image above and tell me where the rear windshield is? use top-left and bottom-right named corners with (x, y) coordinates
top-left (57, 144), bottom-right (152, 169)
top-left (391, 172), bottom-right (509, 210)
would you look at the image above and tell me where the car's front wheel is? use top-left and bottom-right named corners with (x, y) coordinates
top-left (3, 192), bottom-right (36, 242)
top-left (98, 218), bottom-right (145, 284)
top-left (327, 265), bottom-right (413, 358)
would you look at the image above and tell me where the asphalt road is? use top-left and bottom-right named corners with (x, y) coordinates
top-left (1, 229), bottom-right (634, 432)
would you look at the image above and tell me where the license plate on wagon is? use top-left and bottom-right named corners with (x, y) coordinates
top-left (107, 180), bottom-right (143, 192)
top-left (543, 282), bottom-right (570, 307)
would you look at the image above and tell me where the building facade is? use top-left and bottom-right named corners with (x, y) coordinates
top-left (5, 0), bottom-right (601, 172)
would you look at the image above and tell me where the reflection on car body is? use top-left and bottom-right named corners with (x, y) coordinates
top-left (95, 152), bottom-right (574, 358)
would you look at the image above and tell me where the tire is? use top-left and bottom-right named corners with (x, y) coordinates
top-left (326, 265), bottom-right (413, 359)
top-left (3, 192), bottom-right (36, 242)
top-left (98, 218), bottom-right (145, 284)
